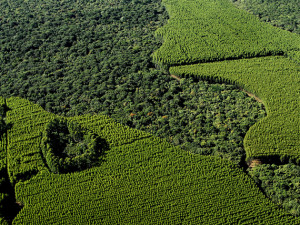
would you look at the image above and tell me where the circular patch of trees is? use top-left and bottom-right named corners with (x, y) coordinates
top-left (41, 118), bottom-right (101, 173)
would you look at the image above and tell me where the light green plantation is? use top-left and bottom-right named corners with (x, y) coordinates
top-left (0, 97), bottom-right (299, 224)
top-left (153, 0), bottom-right (300, 66)
top-left (5, 97), bottom-right (55, 184)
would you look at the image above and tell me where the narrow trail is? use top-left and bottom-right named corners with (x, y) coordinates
top-left (240, 89), bottom-right (263, 104)
top-left (170, 74), bottom-right (181, 81)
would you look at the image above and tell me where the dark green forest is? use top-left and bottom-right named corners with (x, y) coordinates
top-left (0, 0), bottom-right (299, 220)
top-left (0, 0), bottom-right (168, 115)
top-left (41, 118), bottom-right (102, 174)
top-left (250, 164), bottom-right (300, 216)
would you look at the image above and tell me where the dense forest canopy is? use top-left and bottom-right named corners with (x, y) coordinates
top-left (0, 0), bottom-right (166, 114)
top-left (41, 118), bottom-right (102, 173)
top-left (250, 163), bottom-right (300, 216)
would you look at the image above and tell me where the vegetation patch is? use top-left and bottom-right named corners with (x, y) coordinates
top-left (0, 0), bottom-right (168, 116)
top-left (0, 97), bottom-right (22, 224)
top-left (170, 56), bottom-right (300, 161)
top-left (115, 76), bottom-right (266, 165)
top-left (249, 163), bottom-right (300, 216)
top-left (2, 96), bottom-right (297, 224)
top-left (1, 0), bottom-right (299, 222)
top-left (152, 0), bottom-right (300, 163)
top-left (41, 118), bottom-right (101, 174)
top-left (154, 0), bottom-right (300, 217)
top-left (152, 0), bottom-right (300, 67)
top-left (0, 0), bottom-right (267, 168)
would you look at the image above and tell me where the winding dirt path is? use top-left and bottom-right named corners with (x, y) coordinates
top-left (170, 74), bottom-right (181, 81)
top-left (240, 89), bottom-right (263, 103)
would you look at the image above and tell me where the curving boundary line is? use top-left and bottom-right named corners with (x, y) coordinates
top-left (153, 0), bottom-right (300, 162)
top-left (170, 56), bottom-right (300, 162)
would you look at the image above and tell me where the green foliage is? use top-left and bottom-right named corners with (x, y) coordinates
top-left (5, 97), bottom-right (55, 184)
top-left (152, 0), bottom-right (300, 66)
top-left (0, 97), bottom-right (22, 224)
top-left (249, 163), bottom-right (300, 216)
top-left (154, 0), bottom-right (300, 217)
top-left (41, 118), bottom-right (101, 173)
top-left (231, 0), bottom-right (300, 34)
top-left (0, 0), bottom-right (298, 222)
top-left (0, 103), bottom-right (5, 141)
top-left (2, 97), bottom-right (297, 224)
top-left (154, 0), bottom-right (299, 163)
top-left (0, 0), bottom-right (168, 116)
top-left (0, 0), bottom-right (267, 167)
top-left (4, 96), bottom-right (150, 185)
top-left (0, 130), bottom-right (7, 224)
top-left (0, 97), bottom-right (8, 223)
top-left (0, 97), bottom-right (6, 181)
top-left (170, 56), bottom-right (300, 161)
top-left (109, 75), bottom-right (266, 165)
top-left (0, 217), bottom-right (9, 225)
top-left (0, 97), bottom-right (8, 140)
top-left (287, 50), bottom-right (300, 65)
top-left (0, 119), bottom-right (6, 140)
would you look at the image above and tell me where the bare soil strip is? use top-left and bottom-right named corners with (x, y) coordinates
top-left (248, 159), bottom-right (262, 168)
top-left (170, 74), bottom-right (181, 81)
top-left (240, 88), bottom-right (263, 103)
